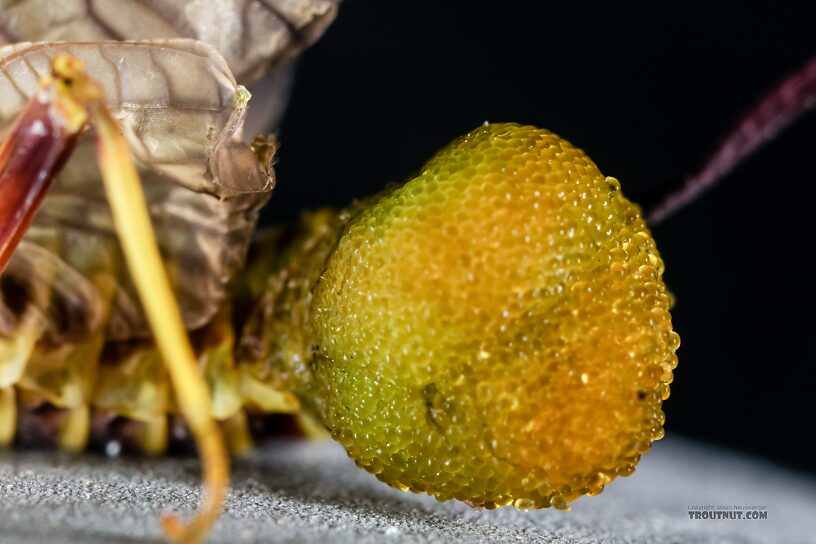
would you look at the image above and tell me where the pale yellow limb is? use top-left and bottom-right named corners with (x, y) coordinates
top-left (239, 374), bottom-right (300, 413)
top-left (0, 312), bottom-right (43, 388)
top-left (0, 386), bottom-right (15, 446)
top-left (296, 412), bottom-right (331, 441)
top-left (57, 404), bottom-right (90, 452)
top-left (93, 105), bottom-right (228, 544)
top-left (48, 54), bottom-right (229, 544)
top-left (138, 414), bottom-right (170, 456)
top-left (222, 411), bottom-right (254, 456)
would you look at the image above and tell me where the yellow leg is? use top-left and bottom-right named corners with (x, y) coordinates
top-left (296, 412), bottom-right (331, 441)
top-left (12, 52), bottom-right (229, 544)
top-left (89, 67), bottom-right (227, 543)
top-left (0, 312), bottom-right (43, 389)
top-left (0, 386), bottom-right (15, 446)
top-left (222, 411), bottom-right (253, 456)
top-left (58, 404), bottom-right (90, 452)
top-left (239, 373), bottom-right (300, 414)
top-left (139, 414), bottom-right (169, 456)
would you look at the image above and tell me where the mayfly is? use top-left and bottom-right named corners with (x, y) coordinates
top-left (0, 1), bottom-right (338, 542)
top-left (0, 2), bottom-right (814, 544)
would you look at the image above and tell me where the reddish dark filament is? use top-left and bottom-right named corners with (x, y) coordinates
top-left (647, 57), bottom-right (816, 225)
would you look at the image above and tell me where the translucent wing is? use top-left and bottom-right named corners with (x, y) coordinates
top-left (0, 40), bottom-right (273, 343)
top-left (0, 0), bottom-right (339, 83)
top-left (0, 0), bottom-right (339, 134)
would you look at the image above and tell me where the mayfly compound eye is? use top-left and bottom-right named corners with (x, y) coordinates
top-left (241, 123), bottom-right (680, 509)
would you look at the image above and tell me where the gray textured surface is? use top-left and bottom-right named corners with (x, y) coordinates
top-left (0, 437), bottom-right (813, 544)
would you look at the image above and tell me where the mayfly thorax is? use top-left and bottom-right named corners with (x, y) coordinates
top-left (0, 3), bottom-right (814, 544)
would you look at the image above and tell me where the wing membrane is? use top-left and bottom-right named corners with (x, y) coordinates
top-left (0, 0), bottom-right (339, 83)
top-left (0, 40), bottom-right (274, 342)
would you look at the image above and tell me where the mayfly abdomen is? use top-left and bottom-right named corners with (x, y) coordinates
top-left (0, 208), bottom-right (327, 455)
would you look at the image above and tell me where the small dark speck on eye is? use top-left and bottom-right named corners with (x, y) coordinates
top-left (636, 391), bottom-right (647, 401)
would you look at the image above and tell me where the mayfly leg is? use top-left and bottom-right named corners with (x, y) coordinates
top-left (0, 59), bottom-right (89, 449)
top-left (0, 55), bottom-right (229, 544)
top-left (0, 386), bottom-right (14, 445)
top-left (0, 77), bottom-right (86, 273)
top-left (92, 75), bottom-right (228, 544)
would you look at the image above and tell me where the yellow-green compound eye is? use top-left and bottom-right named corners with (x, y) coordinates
top-left (310, 123), bottom-right (678, 509)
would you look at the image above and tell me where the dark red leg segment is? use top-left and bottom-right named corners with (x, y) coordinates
top-left (0, 96), bottom-right (81, 273)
